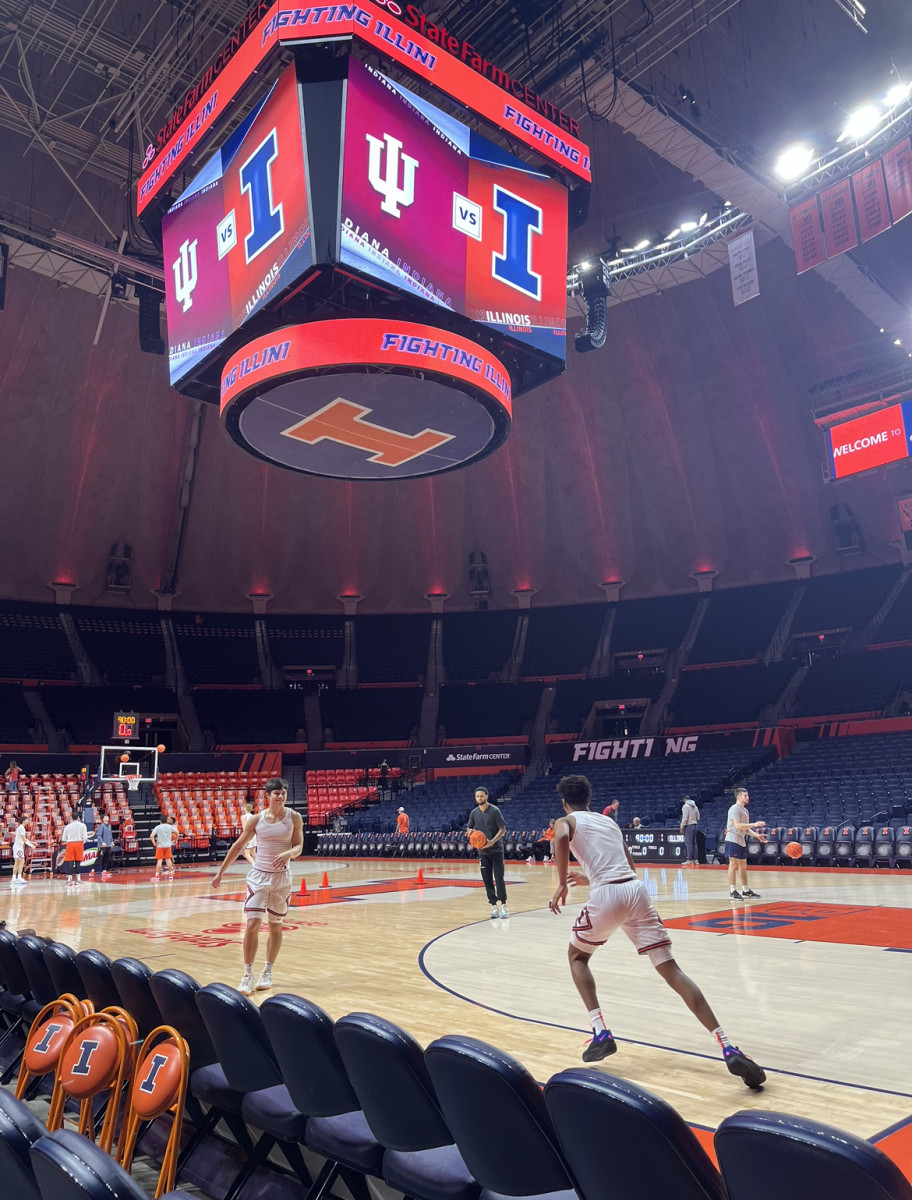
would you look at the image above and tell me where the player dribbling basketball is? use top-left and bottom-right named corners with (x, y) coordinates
top-left (549, 774), bottom-right (765, 1089)
top-left (212, 777), bottom-right (303, 995)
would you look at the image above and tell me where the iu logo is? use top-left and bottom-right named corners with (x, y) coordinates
top-left (366, 133), bottom-right (418, 218)
top-left (172, 239), bottom-right (199, 313)
top-left (282, 398), bottom-right (453, 467)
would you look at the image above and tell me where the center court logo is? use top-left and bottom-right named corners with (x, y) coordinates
top-left (366, 133), bottom-right (418, 217)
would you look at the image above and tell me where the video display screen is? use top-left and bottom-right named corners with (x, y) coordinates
top-left (340, 60), bottom-right (568, 360)
top-left (161, 65), bottom-right (312, 387)
top-left (827, 402), bottom-right (912, 479)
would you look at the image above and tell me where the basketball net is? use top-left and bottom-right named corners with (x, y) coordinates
top-left (127, 777), bottom-right (140, 792)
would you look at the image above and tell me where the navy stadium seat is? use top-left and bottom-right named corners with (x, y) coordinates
top-left (853, 826), bottom-right (875, 866)
top-left (30, 1128), bottom-right (195, 1200)
top-left (873, 826), bottom-right (895, 867)
top-left (835, 826), bottom-right (856, 867)
top-left (714, 1109), bottom-right (912, 1200)
top-left (895, 827), bottom-right (912, 866)
top-left (799, 827), bottom-right (817, 865)
top-left (815, 826), bottom-right (836, 865)
top-left (335, 1011), bottom-right (478, 1200)
top-left (425, 1035), bottom-right (577, 1200)
top-left (0, 1086), bottom-right (44, 1200)
top-left (545, 1068), bottom-right (726, 1200)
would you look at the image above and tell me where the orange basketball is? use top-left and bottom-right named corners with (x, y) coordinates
top-left (120, 752), bottom-right (130, 763)
top-left (156, 744), bottom-right (166, 754)
top-left (785, 841), bottom-right (803, 859)
top-left (469, 829), bottom-right (487, 849)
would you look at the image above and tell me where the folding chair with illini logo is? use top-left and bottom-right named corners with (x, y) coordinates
top-left (15, 994), bottom-right (94, 1100)
top-left (46, 1008), bottom-right (138, 1153)
top-left (119, 1026), bottom-right (190, 1199)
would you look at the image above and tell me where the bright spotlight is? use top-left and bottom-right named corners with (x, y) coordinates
top-left (698, 212), bottom-right (708, 226)
top-left (839, 105), bottom-right (883, 141)
top-left (579, 261), bottom-right (592, 271)
top-left (679, 220), bottom-right (698, 232)
top-left (633, 239), bottom-right (651, 251)
top-left (885, 82), bottom-right (911, 108)
top-left (666, 227), bottom-right (681, 238)
top-left (774, 143), bottom-right (815, 181)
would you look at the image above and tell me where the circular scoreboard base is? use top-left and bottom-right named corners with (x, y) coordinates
top-left (219, 318), bottom-right (513, 480)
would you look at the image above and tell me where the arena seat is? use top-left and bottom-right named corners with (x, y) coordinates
top-left (260, 993), bottom-right (380, 1200)
top-left (425, 1035), bottom-right (577, 1200)
top-left (42, 943), bottom-right (84, 1004)
top-left (30, 1128), bottom-right (195, 1200)
top-left (894, 827), bottom-right (912, 866)
top-left (835, 826), bottom-right (856, 867)
top-left (0, 1088), bottom-right (45, 1200)
top-left (799, 828), bottom-right (818, 865)
top-left (853, 826), bottom-right (876, 866)
top-left (761, 827), bottom-right (785, 865)
top-left (335, 1011), bottom-right (479, 1200)
top-left (815, 826), bottom-right (836, 864)
top-left (873, 826), bottom-right (895, 867)
top-left (75, 950), bottom-right (121, 1012)
top-left (15, 937), bottom-right (58, 1010)
top-left (195, 983), bottom-right (311, 1200)
top-left (714, 1109), bottom-right (912, 1200)
top-left (111, 957), bottom-right (164, 1039)
top-left (544, 1068), bottom-right (726, 1200)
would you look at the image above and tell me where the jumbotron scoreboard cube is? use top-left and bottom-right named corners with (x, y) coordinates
top-left (139, 2), bottom-right (590, 480)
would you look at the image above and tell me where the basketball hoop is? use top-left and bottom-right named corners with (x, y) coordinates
top-left (127, 777), bottom-right (140, 793)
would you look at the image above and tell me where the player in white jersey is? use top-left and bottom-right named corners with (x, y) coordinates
top-left (241, 800), bottom-right (257, 866)
top-left (549, 774), bottom-right (765, 1089)
top-left (212, 777), bottom-right (303, 995)
top-left (11, 818), bottom-right (34, 885)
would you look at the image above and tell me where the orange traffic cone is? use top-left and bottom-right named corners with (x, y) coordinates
top-left (416, 868), bottom-right (425, 885)
top-left (321, 872), bottom-right (329, 888)
top-left (298, 877), bottom-right (308, 895)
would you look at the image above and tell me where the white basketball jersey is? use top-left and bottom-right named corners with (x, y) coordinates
top-left (569, 810), bottom-right (634, 886)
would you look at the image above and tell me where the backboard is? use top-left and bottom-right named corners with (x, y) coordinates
top-left (99, 745), bottom-right (160, 784)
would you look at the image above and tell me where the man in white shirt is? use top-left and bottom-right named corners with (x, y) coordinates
top-left (61, 814), bottom-right (88, 888)
top-left (680, 795), bottom-right (701, 866)
top-left (549, 773), bottom-right (765, 1089)
top-left (150, 819), bottom-right (181, 881)
top-left (725, 786), bottom-right (766, 900)
top-left (11, 818), bottom-right (34, 885)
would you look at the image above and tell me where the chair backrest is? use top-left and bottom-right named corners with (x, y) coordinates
top-left (119, 1026), bottom-right (190, 1199)
top-left (43, 943), bottom-right (85, 1001)
top-left (0, 929), bottom-right (32, 996)
top-left (0, 1087), bottom-right (45, 1200)
top-left (545, 1068), bottom-right (725, 1200)
top-left (46, 1010), bottom-right (133, 1153)
top-left (715, 1109), bottom-right (912, 1200)
top-left (149, 969), bottom-right (216, 1069)
top-left (425, 1035), bottom-right (573, 1198)
top-left (15, 995), bottom-right (85, 1099)
top-left (855, 826), bottom-right (875, 843)
top-left (30, 1129), bottom-right (148, 1200)
top-left (76, 950), bottom-right (121, 1012)
top-left (111, 958), bottom-right (163, 1039)
top-left (195, 982), bottom-right (282, 1094)
top-left (335, 1011), bottom-right (453, 1151)
top-left (260, 993), bottom-right (361, 1117)
top-left (17, 936), bottom-right (59, 1007)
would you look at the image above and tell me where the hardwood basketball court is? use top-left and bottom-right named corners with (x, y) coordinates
top-left (6, 857), bottom-right (912, 1166)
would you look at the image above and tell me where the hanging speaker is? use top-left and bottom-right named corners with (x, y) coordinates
top-left (0, 242), bottom-right (8, 311)
top-left (136, 284), bottom-right (165, 355)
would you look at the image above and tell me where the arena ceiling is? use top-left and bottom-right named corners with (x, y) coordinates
top-left (1, 0), bottom-right (912, 613)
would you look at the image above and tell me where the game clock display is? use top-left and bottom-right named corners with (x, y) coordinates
top-left (113, 712), bottom-right (139, 741)
top-left (624, 830), bottom-right (686, 862)
top-left (341, 60), bottom-right (568, 359)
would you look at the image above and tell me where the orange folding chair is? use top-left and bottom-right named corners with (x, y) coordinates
top-left (46, 1007), bottom-right (137, 1152)
top-left (119, 1025), bottom-right (190, 1198)
top-left (15, 994), bottom-right (93, 1098)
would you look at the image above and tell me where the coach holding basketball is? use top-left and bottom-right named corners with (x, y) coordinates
top-left (467, 787), bottom-right (509, 920)
top-left (725, 786), bottom-right (766, 900)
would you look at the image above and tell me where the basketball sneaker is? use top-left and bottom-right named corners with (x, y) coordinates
top-left (490, 905), bottom-right (500, 919)
top-left (152, 874), bottom-right (161, 882)
top-left (256, 967), bottom-right (273, 992)
top-left (741, 889), bottom-right (761, 898)
top-left (723, 1046), bottom-right (766, 1089)
top-left (729, 890), bottom-right (743, 900)
top-left (238, 971), bottom-right (255, 996)
top-left (582, 1031), bottom-right (617, 1062)
top-left (500, 906), bottom-right (509, 919)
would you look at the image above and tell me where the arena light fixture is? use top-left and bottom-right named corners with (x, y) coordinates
top-left (839, 104), bottom-right (883, 142)
top-left (633, 239), bottom-right (651, 251)
top-left (774, 143), bottom-right (815, 181)
top-left (885, 81), bottom-right (911, 108)
top-left (679, 220), bottom-right (698, 232)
